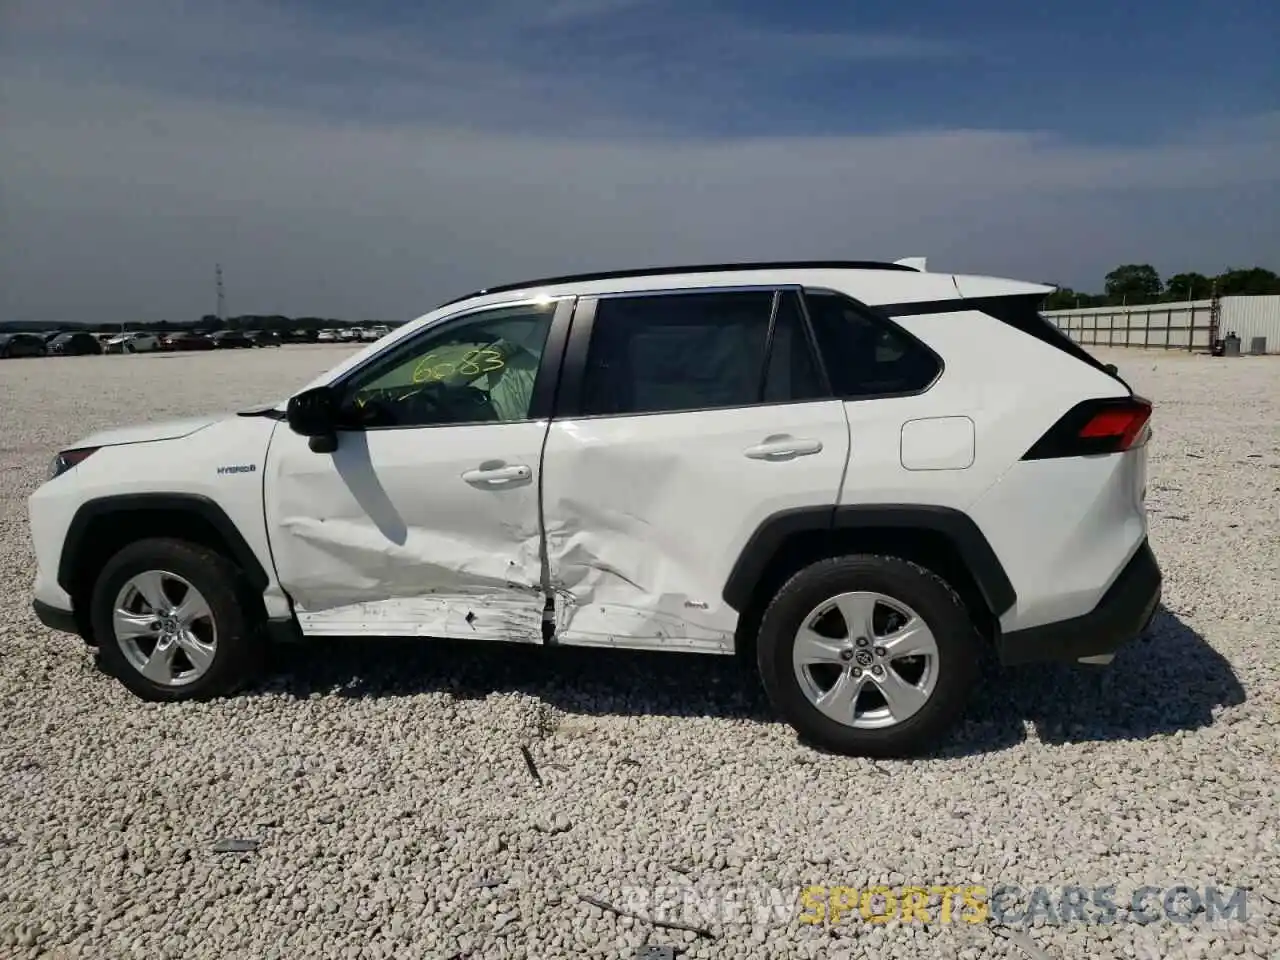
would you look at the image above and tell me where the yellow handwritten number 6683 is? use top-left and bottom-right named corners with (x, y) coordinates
top-left (411, 348), bottom-right (505, 384)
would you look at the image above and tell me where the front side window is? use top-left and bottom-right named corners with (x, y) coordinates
top-left (804, 291), bottom-right (940, 398)
top-left (338, 302), bottom-right (555, 428)
top-left (579, 290), bottom-right (825, 416)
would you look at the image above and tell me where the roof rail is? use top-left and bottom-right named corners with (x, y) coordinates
top-left (438, 259), bottom-right (919, 307)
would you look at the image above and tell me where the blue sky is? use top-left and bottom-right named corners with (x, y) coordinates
top-left (282, 0), bottom-right (1279, 140)
top-left (1, 0), bottom-right (1277, 322)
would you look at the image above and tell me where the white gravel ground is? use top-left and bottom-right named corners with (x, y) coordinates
top-left (0, 345), bottom-right (1277, 960)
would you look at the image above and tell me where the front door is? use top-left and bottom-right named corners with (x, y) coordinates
top-left (263, 297), bottom-right (571, 643)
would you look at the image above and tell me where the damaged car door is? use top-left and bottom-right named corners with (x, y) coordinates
top-left (539, 287), bottom-right (851, 652)
top-left (263, 298), bottom-right (572, 642)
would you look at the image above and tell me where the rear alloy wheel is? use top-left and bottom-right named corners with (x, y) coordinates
top-left (792, 591), bottom-right (939, 729)
top-left (756, 555), bottom-right (979, 757)
top-left (90, 538), bottom-right (261, 700)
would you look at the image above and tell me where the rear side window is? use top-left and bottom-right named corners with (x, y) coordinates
top-left (579, 290), bottom-right (825, 416)
top-left (803, 291), bottom-right (940, 398)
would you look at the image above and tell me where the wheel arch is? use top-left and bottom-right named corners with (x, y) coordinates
top-left (58, 494), bottom-right (270, 639)
top-left (723, 504), bottom-right (1016, 655)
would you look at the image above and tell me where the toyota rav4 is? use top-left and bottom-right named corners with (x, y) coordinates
top-left (27, 259), bottom-right (1161, 756)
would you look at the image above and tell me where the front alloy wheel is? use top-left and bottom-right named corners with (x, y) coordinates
top-left (90, 538), bottom-right (261, 700)
top-left (112, 571), bottom-right (218, 687)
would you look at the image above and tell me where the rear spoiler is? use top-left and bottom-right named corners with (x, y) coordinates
top-left (893, 257), bottom-right (928, 272)
top-left (965, 292), bottom-right (1131, 391)
top-left (878, 273), bottom-right (1129, 391)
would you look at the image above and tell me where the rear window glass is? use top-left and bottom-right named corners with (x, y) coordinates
top-left (579, 290), bottom-right (825, 416)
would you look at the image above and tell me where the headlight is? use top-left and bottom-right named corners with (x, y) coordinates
top-left (49, 447), bottom-right (98, 480)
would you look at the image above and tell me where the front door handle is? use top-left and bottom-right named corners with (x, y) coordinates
top-left (461, 463), bottom-right (532, 485)
top-left (743, 437), bottom-right (824, 461)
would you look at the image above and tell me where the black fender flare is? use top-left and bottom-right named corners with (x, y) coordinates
top-left (57, 493), bottom-right (270, 595)
top-left (721, 504), bottom-right (1016, 617)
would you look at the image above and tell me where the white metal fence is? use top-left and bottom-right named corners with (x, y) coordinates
top-left (1044, 295), bottom-right (1280, 354)
top-left (1220, 295), bottom-right (1280, 353)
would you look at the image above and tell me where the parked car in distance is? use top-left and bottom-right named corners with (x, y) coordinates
top-left (209, 331), bottom-right (255, 349)
top-left (316, 329), bottom-right (338, 342)
top-left (247, 331), bottom-right (282, 348)
top-left (104, 333), bottom-right (162, 354)
top-left (0, 332), bottom-right (49, 358)
top-left (48, 332), bottom-right (104, 356)
top-left (161, 331), bottom-right (216, 352)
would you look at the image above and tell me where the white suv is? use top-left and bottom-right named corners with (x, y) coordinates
top-left (103, 332), bottom-right (162, 354)
top-left (27, 260), bottom-right (1161, 756)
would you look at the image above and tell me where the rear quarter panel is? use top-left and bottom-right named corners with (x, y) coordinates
top-left (813, 284), bottom-right (1137, 630)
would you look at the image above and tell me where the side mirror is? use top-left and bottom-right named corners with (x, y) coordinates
top-left (1104, 363), bottom-right (1118, 375)
top-left (286, 386), bottom-right (339, 452)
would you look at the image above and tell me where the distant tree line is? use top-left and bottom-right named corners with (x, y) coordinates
top-left (0, 314), bottom-right (402, 335)
top-left (1044, 265), bottom-right (1280, 311)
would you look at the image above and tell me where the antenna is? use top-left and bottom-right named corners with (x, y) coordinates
top-left (216, 263), bottom-right (226, 320)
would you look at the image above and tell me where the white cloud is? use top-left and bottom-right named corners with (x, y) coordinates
top-left (0, 0), bottom-right (968, 133)
top-left (0, 1), bottom-right (1276, 322)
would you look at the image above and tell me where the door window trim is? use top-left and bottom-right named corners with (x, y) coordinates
top-left (555, 283), bottom-right (836, 421)
top-left (324, 296), bottom-right (577, 431)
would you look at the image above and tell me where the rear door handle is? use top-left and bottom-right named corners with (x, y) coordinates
top-left (743, 437), bottom-right (824, 461)
top-left (461, 463), bottom-right (532, 485)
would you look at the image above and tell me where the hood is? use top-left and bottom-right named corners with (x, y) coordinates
top-left (73, 414), bottom-right (226, 449)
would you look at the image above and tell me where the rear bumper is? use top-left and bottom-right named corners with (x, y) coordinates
top-left (997, 539), bottom-right (1161, 666)
top-left (33, 599), bottom-right (80, 635)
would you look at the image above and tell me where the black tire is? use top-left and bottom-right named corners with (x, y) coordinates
top-left (755, 554), bottom-right (979, 758)
top-left (89, 537), bottom-right (262, 701)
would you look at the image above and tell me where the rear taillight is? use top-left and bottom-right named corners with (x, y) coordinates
top-left (1022, 397), bottom-right (1152, 460)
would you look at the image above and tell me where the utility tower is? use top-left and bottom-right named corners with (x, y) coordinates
top-left (216, 263), bottom-right (226, 321)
